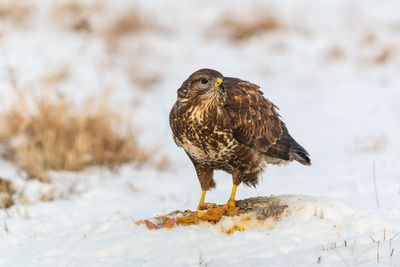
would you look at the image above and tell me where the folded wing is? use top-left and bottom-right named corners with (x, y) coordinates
top-left (223, 78), bottom-right (310, 165)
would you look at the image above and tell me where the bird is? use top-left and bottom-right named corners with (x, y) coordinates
top-left (169, 68), bottom-right (310, 209)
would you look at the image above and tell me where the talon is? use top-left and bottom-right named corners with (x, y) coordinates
top-left (223, 199), bottom-right (236, 209)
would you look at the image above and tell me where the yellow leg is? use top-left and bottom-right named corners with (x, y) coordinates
top-left (197, 190), bottom-right (206, 209)
top-left (225, 184), bottom-right (237, 208)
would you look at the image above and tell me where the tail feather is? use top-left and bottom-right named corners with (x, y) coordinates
top-left (262, 135), bottom-right (311, 166)
top-left (289, 140), bottom-right (311, 166)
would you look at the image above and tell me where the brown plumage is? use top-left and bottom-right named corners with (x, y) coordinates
top-left (169, 68), bottom-right (310, 208)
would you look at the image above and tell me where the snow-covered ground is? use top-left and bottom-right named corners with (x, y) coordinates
top-left (1, 0), bottom-right (400, 266)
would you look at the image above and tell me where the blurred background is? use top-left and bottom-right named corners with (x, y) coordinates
top-left (0, 0), bottom-right (400, 212)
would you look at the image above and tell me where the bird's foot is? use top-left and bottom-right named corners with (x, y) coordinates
top-left (223, 200), bottom-right (239, 216)
top-left (223, 199), bottom-right (236, 209)
top-left (177, 200), bottom-right (240, 226)
top-left (178, 204), bottom-right (225, 224)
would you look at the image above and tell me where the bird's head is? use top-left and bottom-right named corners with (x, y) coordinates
top-left (177, 68), bottom-right (225, 102)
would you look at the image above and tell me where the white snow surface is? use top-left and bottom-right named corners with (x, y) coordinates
top-left (1, 0), bottom-right (400, 266)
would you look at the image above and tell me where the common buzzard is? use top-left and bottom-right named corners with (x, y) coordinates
top-left (169, 69), bottom-right (310, 209)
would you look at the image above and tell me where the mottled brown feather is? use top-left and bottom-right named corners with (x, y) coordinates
top-left (169, 68), bottom-right (310, 192)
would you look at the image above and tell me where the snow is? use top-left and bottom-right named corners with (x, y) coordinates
top-left (1, 0), bottom-right (400, 266)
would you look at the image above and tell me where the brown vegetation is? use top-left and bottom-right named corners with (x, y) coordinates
top-left (104, 8), bottom-right (147, 53)
top-left (375, 47), bottom-right (395, 64)
top-left (0, 0), bottom-right (31, 24)
top-left (363, 32), bottom-right (377, 45)
top-left (215, 11), bottom-right (281, 42)
top-left (41, 67), bottom-right (70, 85)
top-left (360, 33), bottom-right (396, 65)
top-left (127, 66), bottom-right (162, 90)
top-left (325, 45), bottom-right (345, 61)
top-left (355, 135), bottom-right (387, 152)
top-left (51, 2), bottom-right (158, 55)
top-left (0, 177), bottom-right (14, 209)
top-left (0, 94), bottom-right (151, 183)
top-left (107, 9), bottom-right (144, 38)
top-left (52, 1), bottom-right (103, 33)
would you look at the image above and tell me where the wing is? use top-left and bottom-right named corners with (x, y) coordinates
top-left (223, 78), bottom-right (310, 165)
top-left (169, 101), bottom-right (185, 147)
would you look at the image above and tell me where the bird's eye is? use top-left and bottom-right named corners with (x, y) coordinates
top-left (200, 78), bottom-right (209, 84)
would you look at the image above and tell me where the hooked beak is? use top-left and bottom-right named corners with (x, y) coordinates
top-left (208, 78), bottom-right (225, 91)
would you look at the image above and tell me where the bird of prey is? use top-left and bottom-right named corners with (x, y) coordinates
top-left (169, 68), bottom-right (310, 209)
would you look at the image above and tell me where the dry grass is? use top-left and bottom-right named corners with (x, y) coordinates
top-left (52, 3), bottom-right (147, 35)
top-left (214, 11), bottom-right (282, 42)
top-left (355, 135), bottom-right (387, 152)
top-left (325, 230), bottom-right (399, 266)
top-left (41, 67), bottom-right (70, 85)
top-left (363, 32), bottom-right (378, 46)
top-left (127, 66), bottom-right (162, 90)
top-left (107, 9), bottom-right (144, 38)
top-left (104, 8), bottom-right (147, 53)
top-left (52, 3), bottom-right (155, 54)
top-left (325, 45), bottom-right (345, 61)
top-left (0, 0), bottom-right (31, 24)
top-left (0, 94), bottom-right (151, 183)
top-left (375, 47), bottom-right (395, 64)
top-left (369, 136), bottom-right (388, 151)
top-left (0, 177), bottom-right (14, 209)
top-left (360, 33), bottom-right (396, 65)
top-left (52, 1), bottom-right (103, 33)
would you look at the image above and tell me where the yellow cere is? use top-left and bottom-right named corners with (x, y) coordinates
top-left (208, 78), bottom-right (223, 89)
